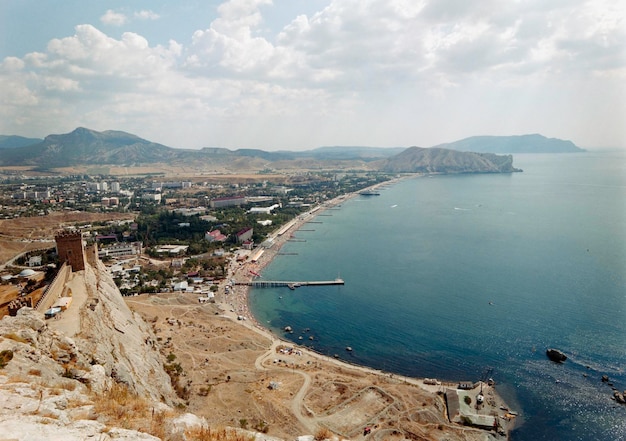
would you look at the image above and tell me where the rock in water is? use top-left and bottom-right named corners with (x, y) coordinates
top-left (546, 348), bottom-right (567, 363)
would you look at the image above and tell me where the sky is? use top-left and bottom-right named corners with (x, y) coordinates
top-left (0, 0), bottom-right (624, 151)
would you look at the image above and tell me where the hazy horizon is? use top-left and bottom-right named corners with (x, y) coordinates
top-left (1, 1), bottom-right (624, 151)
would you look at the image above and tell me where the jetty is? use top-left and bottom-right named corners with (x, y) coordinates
top-left (235, 278), bottom-right (344, 288)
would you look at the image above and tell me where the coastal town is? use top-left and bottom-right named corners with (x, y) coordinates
top-left (0, 170), bottom-right (517, 440)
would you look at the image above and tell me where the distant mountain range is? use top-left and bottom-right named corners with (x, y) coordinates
top-left (0, 128), bottom-right (405, 168)
top-left (0, 135), bottom-right (43, 149)
top-left (433, 134), bottom-right (584, 153)
top-left (0, 128), bottom-right (581, 173)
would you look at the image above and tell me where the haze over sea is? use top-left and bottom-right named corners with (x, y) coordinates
top-left (250, 152), bottom-right (626, 440)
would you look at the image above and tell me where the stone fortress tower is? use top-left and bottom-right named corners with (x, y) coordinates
top-left (54, 231), bottom-right (86, 271)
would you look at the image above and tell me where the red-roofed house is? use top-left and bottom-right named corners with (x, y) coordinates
top-left (235, 227), bottom-right (253, 243)
top-left (205, 230), bottom-right (227, 242)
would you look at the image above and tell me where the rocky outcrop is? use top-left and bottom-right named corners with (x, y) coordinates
top-left (379, 147), bottom-right (521, 174)
top-left (0, 308), bottom-right (148, 440)
top-left (0, 257), bottom-right (179, 440)
top-left (74, 260), bottom-right (174, 402)
top-left (546, 348), bottom-right (567, 363)
top-left (613, 391), bottom-right (626, 404)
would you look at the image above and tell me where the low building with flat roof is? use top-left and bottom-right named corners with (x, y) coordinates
top-left (210, 196), bottom-right (245, 208)
top-left (445, 388), bottom-right (497, 431)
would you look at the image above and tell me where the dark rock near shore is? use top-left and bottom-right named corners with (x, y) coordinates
top-left (546, 348), bottom-right (567, 363)
top-left (613, 391), bottom-right (626, 404)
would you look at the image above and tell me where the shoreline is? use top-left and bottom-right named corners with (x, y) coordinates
top-left (219, 176), bottom-right (457, 383)
top-left (218, 179), bottom-right (420, 376)
top-left (217, 178), bottom-right (515, 437)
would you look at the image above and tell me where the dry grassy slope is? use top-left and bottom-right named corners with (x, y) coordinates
top-left (127, 293), bottom-right (509, 441)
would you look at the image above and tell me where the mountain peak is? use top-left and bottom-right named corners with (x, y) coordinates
top-left (2, 127), bottom-right (176, 168)
top-left (433, 134), bottom-right (584, 153)
top-left (381, 146), bottom-right (521, 173)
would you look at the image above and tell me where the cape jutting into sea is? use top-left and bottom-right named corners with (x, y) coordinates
top-left (249, 151), bottom-right (626, 441)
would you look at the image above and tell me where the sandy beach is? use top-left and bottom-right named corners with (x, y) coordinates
top-left (219, 190), bottom-right (358, 326)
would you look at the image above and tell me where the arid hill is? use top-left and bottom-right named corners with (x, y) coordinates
top-left (0, 127), bottom-right (580, 174)
top-left (379, 146), bottom-right (521, 173)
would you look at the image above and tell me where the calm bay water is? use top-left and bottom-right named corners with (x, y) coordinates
top-left (249, 152), bottom-right (626, 440)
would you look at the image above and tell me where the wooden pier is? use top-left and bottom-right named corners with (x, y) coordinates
top-left (235, 278), bottom-right (344, 288)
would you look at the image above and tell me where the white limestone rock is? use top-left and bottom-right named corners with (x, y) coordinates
top-left (74, 261), bottom-right (175, 403)
top-left (170, 412), bottom-right (207, 434)
top-left (83, 364), bottom-right (111, 394)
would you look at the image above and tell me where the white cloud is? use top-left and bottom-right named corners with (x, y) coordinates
top-left (43, 76), bottom-right (81, 92)
top-left (187, 0), bottom-right (277, 75)
top-left (0, 57), bottom-right (25, 72)
top-left (100, 9), bottom-right (128, 27)
top-left (134, 10), bottom-right (160, 21)
top-left (44, 25), bottom-right (180, 79)
top-left (0, 0), bottom-right (624, 149)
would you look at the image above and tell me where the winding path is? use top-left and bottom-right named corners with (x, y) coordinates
top-left (254, 338), bottom-right (316, 433)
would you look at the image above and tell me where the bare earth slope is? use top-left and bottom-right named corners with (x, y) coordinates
top-left (127, 293), bottom-right (512, 441)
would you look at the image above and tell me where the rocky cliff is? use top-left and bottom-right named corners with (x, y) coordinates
top-left (0, 259), bottom-right (186, 440)
top-left (379, 147), bottom-right (521, 173)
top-left (75, 260), bottom-right (174, 402)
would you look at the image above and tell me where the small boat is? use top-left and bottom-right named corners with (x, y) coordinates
top-left (346, 346), bottom-right (353, 352)
top-left (546, 348), bottom-right (567, 363)
top-left (359, 190), bottom-right (380, 196)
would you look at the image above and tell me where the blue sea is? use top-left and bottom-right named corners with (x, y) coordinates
top-left (249, 151), bottom-right (626, 440)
